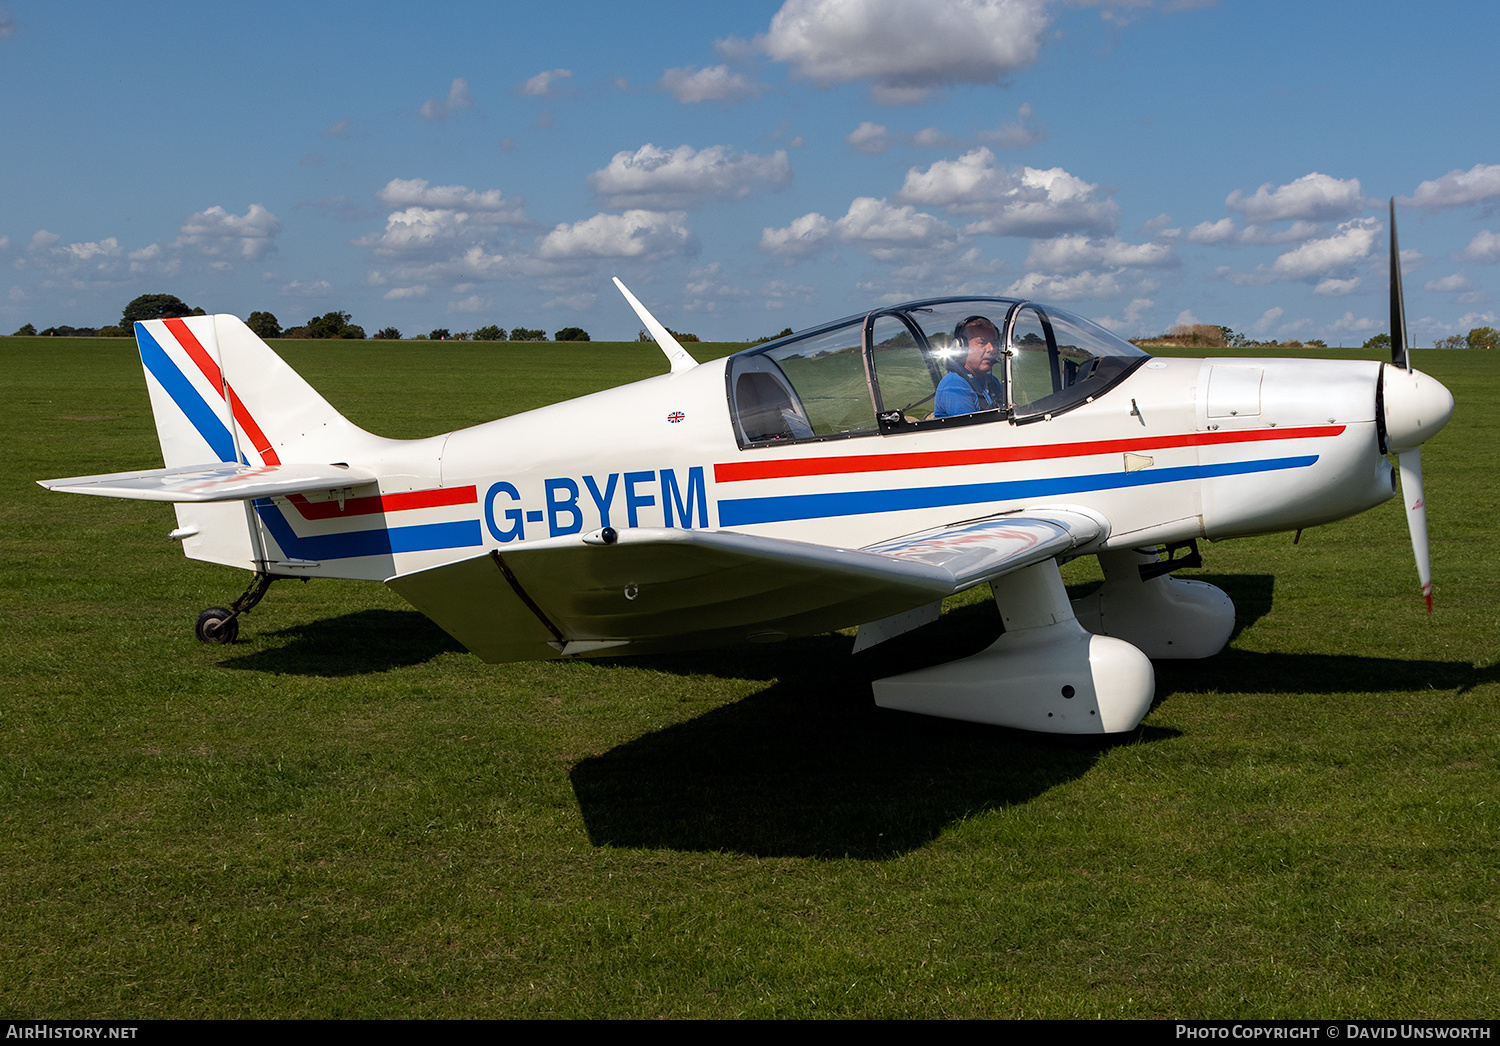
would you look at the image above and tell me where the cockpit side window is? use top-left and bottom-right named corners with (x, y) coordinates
top-left (728, 319), bottom-right (875, 446)
top-left (1006, 304), bottom-right (1150, 422)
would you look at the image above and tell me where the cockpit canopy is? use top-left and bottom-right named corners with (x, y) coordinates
top-left (728, 297), bottom-right (1150, 447)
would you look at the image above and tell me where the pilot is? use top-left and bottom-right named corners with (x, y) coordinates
top-left (933, 315), bottom-right (1004, 418)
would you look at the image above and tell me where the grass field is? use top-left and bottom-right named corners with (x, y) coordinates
top-left (3, 336), bottom-right (1497, 1018)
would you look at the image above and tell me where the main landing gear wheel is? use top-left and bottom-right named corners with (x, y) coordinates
top-left (195, 606), bottom-right (239, 645)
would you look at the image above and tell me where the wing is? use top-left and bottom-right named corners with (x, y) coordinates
top-left (38, 462), bottom-right (378, 502)
top-left (386, 510), bottom-right (1105, 663)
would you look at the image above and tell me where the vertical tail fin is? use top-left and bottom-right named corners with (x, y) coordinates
top-left (135, 315), bottom-right (366, 469)
top-left (133, 315), bottom-right (375, 572)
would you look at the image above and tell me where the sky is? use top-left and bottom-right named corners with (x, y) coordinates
top-left (3, 0), bottom-right (1498, 346)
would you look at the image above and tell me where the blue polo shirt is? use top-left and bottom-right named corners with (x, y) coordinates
top-left (933, 370), bottom-right (1003, 417)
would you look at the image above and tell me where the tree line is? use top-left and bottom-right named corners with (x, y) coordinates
top-left (8, 293), bottom-right (590, 343)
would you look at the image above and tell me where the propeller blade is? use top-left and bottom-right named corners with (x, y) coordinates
top-left (1389, 197), bottom-right (1409, 371)
top-left (1397, 448), bottom-right (1432, 613)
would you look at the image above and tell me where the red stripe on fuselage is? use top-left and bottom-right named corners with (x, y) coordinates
top-left (713, 425), bottom-right (1346, 483)
top-left (284, 485), bottom-right (477, 520)
top-left (163, 317), bottom-right (282, 466)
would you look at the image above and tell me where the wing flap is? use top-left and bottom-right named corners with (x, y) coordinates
top-left (38, 462), bottom-right (378, 502)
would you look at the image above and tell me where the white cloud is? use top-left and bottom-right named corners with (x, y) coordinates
top-left (419, 78), bottom-right (474, 121)
top-left (448, 295), bottom-right (487, 313)
top-left (360, 179), bottom-right (527, 256)
top-left (1238, 219), bottom-right (1322, 244)
top-left (757, 0), bottom-right (1050, 104)
top-left (522, 68), bottom-right (571, 98)
top-left (29, 230), bottom-right (59, 249)
top-left (760, 212), bottom-right (835, 256)
top-left (1252, 306), bottom-right (1284, 334)
top-left (1005, 269), bottom-right (1131, 301)
top-left (174, 204), bottom-right (281, 260)
top-left (280, 279), bottom-right (331, 297)
top-left (383, 285), bottom-right (428, 300)
top-left (1186, 217), bottom-right (1236, 244)
top-left (846, 121), bottom-right (893, 154)
top-left (1404, 163), bottom-right (1500, 209)
top-left (323, 118), bottom-right (350, 139)
top-left (1090, 297), bottom-right (1155, 336)
top-left (586, 144), bottom-right (792, 210)
top-left (1226, 172), bottom-right (1363, 223)
top-left (1313, 277), bottom-right (1360, 295)
top-left (1423, 273), bottom-right (1472, 294)
top-left (1268, 217), bottom-right (1379, 281)
top-left (535, 210), bottom-right (695, 259)
top-left (834, 197), bottom-right (954, 257)
top-left (375, 178), bottom-right (525, 220)
top-left (362, 208), bottom-right (476, 254)
top-left (898, 148), bottom-right (1120, 237)
top-left (760, 197), bottom-right (955, 260)
top-left (910, 127), bottom-right (959, 149)
top-left (976, 103), bottom-right (1044, 148)
top-left (660, 65), bottom-right (763, 104)
top-left (1025, 235), bottom-right (1173, 272)
top-left (1330, 311), bottom-right (1381, 334)
top-left (63, 238), bottom-right (120, 262)
top-left (1461, 229), bottom-right (1500, 263)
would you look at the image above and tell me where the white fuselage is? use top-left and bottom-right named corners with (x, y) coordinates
top-left (241, 354), bottom-right (1394, 584)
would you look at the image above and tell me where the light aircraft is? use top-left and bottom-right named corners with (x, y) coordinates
top-left (40, 203), bottom-right (1453, 736)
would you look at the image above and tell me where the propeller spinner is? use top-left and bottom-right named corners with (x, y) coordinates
top-left (1382, 198), bottom-right (1454, 612)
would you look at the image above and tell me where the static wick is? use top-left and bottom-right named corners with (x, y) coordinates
top-left (1293, 528), bottom-right (1302, 545)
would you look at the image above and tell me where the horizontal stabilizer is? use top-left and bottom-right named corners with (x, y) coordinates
top-left (38, 461), bottom-right (378, 503)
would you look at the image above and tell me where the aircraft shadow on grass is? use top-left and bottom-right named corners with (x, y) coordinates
top-left (218, 608), bottom-right (466, 676)
top-left (210, 574), bottom-right (1494, 859)
top-left (569, 573), bottom-right (1498, 859)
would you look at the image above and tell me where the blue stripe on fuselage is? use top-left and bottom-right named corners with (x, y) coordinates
top-left (716, 456), bottom-right (1318, 527)
top-left (254, 501), bottom-right (483, 560)
top-left (135, 323), bottom-right (239, 463)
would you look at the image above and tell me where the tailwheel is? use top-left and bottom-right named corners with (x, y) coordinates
top-left (195, 606), bottom-right (239, 645)
top-left (192, 571), bottom-right (278, 645)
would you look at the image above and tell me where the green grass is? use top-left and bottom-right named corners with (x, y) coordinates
top-left (2, 338), bottom-right (1496, 1018)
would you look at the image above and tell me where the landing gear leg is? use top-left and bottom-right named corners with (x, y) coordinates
top-left (194, 572), bottom-right (277, 645)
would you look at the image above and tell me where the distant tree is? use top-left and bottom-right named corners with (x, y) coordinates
top-left (429, 328), bottom-right (451, 341)
top-left (554, 327), bottom-right (590, 342)
top-left (246, 311), bottom-right (282, 339)
top-left (373, 327), bottom-right (402, 340)
top-left (1434, 333), bottom-right (1467, 350)
top-left (1467, 326), bottom-right (1499, 351)
top-left (305, 311), bottom-right (366, 339)
top-left (122, 293), bottom-right (198, 329)
top-left (472, 324), bottom-right (506, 341)
top-left (750, 326), bottom-right (795, 345)
top-left (12, 322), bottom-right (36, 336)
top-left (95, 325), bottom-right (127, 338)
top-left (451, 331), bottom-right (472, 341)
top-left (637, 326), bottom-right (697, 342)
top-left (510, 327), bottom-right (546, 341)
top-left (1363, 333), bottom-right (1392, 351)
top-left (40, 326), bottom-right (98, 337)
